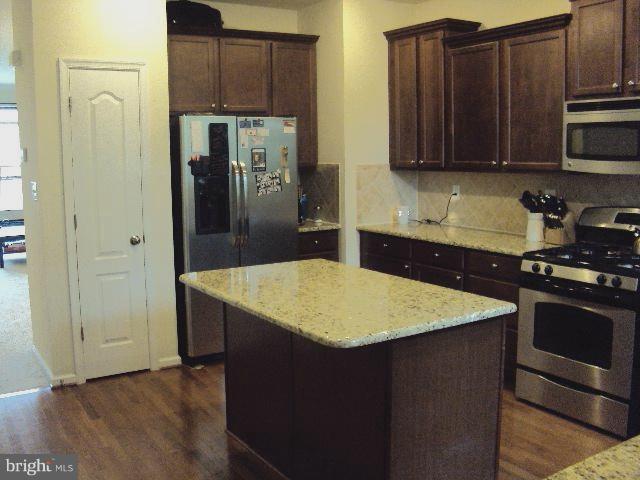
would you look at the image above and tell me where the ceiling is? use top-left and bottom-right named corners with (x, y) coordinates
top-left (0, 0), bottom-right (14, 86)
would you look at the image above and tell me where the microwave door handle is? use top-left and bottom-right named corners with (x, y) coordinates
top-left (240, 161), bottom-right (250, 247)
top-left (231, 161), bottom-right (242, 248)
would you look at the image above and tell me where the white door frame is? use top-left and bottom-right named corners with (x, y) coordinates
top-left (59, 58), bottom-right (155, 384)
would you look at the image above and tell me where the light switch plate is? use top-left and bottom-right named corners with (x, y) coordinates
top-left (30, 181), bottom-right (38, 201)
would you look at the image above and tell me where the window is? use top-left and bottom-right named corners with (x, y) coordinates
top-left (0, 106), bottom-right (23, 212)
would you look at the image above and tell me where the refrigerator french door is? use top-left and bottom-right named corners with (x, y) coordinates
top-left (176, 115), bottom-right (298, 360)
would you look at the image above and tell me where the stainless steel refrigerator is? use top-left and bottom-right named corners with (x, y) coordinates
top-left (173, 115), bottom-right (298, 361)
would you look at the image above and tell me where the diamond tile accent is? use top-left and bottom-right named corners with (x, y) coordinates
top-left (356, 165), bottom-right (418, 224)
top-left (299, 164), bottom-right (340, 223)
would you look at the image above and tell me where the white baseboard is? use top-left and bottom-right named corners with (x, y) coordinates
top-left (155, 355), bottom-right (182, 370)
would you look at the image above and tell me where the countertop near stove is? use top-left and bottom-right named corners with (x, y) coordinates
top-left (180, 259), bottom-right (516, 348)
top-left (546, 435), bottom-right (640, 480)
top-left (357, 223), bottom-right (555, 257)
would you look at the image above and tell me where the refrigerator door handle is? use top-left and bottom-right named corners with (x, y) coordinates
top-left (231, 161), bottom-right (242, 248)
top-left (240, 161), bottom-right (250, 247)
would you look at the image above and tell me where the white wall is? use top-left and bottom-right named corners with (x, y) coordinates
top-left (12, 0), bottom-right (179, 383)
top-left (194, 0), bottom-right (299, 32)
top-left (0, 0), bottom-right (15, 102)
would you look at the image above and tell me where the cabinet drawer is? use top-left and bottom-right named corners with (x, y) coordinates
top-left (465, 274), bottom-right (519, 330)
top-left (360, 233), bottom-right (411, 260)
top-left (466, 250), bottom-right (521, 282)
top-left (299, 230), bottom-right (339, 255)
top-left (413, 264), bottom-right (464, 290)
top-left (412, 241), bottom-right (464, 271)
top-left (361, 254), bottom-right (412, 279)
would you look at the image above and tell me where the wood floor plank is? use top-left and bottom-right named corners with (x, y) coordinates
top-left (0, 364), bottom-right (619, 480)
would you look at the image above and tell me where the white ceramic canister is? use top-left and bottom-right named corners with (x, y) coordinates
top-left (394, 205), bottom-right (411, 225)
top-left (526, 212), bottom-right (545, 243)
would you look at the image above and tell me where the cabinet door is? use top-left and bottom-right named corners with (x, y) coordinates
top-left (567, 0), bottom-right (624, 98)
top-left (418, 32), bottom-right (445, 170)
top-left (272, 42), bottom-right (318, 168)
top-left (389, 37), bottom-right (418, 169)
top-left (625, 0), bottom-right (640, 94)
top-left (412, 264), bottom-right (463, 290)
top-left (446, 42), bottom-right (500, 170)
top-left (220, 38), bottom-right (270, 113)
top-left (500, 30), bottom-right (565, 171)
top-left (168, 35), bottom-right (218, 112)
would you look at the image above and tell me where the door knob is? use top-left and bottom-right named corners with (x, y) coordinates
top-left (130, 235), bottom-right (141, 246)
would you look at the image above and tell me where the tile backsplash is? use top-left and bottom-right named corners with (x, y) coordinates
top-left (418, 171), bottom-right (640, 234)
top-left (356, 165), bottom-right (417, 225)
top-left (299, 164), bottom-right (340, 223)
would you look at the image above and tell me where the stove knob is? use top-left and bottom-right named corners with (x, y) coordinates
top-left (544, 265), bottom-right (553, 276)
top-left (611, 276), bottom-right (622, 288)
top-left (597, 274), bottom-right (607, 285)
top-left (531, 263), bottom-right (541, 273)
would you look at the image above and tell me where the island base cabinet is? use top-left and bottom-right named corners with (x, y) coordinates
top-left (224, 305), bottom-right (506, 480)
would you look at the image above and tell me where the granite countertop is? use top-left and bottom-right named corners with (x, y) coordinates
top-left (546, 436), bottom-right (640, 480)
top-left (180, 259), bottom-right (516, 349)
top-left (298, 221), bottom-right (341, 233)
top-left (357, 223), bottom-right (555, 257)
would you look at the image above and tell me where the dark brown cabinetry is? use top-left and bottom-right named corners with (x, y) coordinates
top-left (500, 30), bottom-right (565, 170)
top-left (167, 29), bottom-right (319, 167)
top-left (568, 0), bottom-right (640, 98)
top-left (446, 42), bottom-right (500, 170)
top-left (272, 42), bottom-right (318, 167)
top-left (298, 229), bottom-right (339, 262)
top-left (168, 35), bottom-right (219, 112)
top-left (444, 15), bottom-right (571, 172)
top-left (219, 38), bottom-right (270, 113)
top-left (360, 231), bottom-right (521, 386)
top-left (385, 20), bottom-right (481, 170)
top-left (387, 15), bottom-right (570, 172)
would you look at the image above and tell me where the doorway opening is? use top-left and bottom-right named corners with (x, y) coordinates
top-left (0, 104), bottom-right (47, 395)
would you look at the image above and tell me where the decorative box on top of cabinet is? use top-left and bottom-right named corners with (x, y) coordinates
top-left (167, 28), bottom-right (319, 168)
top-left (567, 0), bottom-right (640, 98)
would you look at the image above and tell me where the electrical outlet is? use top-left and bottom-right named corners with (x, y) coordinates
top-left (452, 185), bottom-right (460, 196)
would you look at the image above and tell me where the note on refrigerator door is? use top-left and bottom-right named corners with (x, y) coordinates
top-left (190, 121), bottom-right (204, 152)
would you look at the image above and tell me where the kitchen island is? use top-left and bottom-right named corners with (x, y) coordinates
top-left (180, 259), bottom-right (516, 480)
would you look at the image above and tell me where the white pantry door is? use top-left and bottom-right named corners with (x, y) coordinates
top-left (68, 67), bottom-right (150, 379)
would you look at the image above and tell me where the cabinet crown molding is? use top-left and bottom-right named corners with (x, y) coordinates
top-left (444, 14), bottom-right (572, 48)
top-left (384, 18), bottom-right (481, 40)
top-left (168, 26), bottom-right (319, 44)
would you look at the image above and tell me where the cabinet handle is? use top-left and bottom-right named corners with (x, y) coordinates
top-left (383, 243), bottom-right (389, 248)
top-left (491, 161), bottom-right (497, 166)
top-left (501, 161), bottom-right (508, 167)
top-left (314, 240), bottom-right (319, 245)
top-left (418, 160), bottom-right (424, 165)
top-left (404, 264), bottom-right (410, 270)
top-left (410, 160), bottom-right (416, 165)
top-left (491, 263), bottom-right (499, 269)
top-left (211, 103), bottom-right (216, 108)
top-left (456, 275), bottom-right (462, 281)
top-left (612, 83), bottom-right (620, 89)
top-left (433, 252), bottom-right (440, 257)
top-left (223, 104), bottom-right (228, 108)
top-left (629, 80), bottom-right (637, 87)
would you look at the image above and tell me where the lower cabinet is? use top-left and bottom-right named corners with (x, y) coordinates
top-left (298, 230), bottom-right (339, 261)
top-left (360, 231), bottom-right (521, 387)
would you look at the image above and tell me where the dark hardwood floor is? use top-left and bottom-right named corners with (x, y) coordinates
top-left (0, 363), bottom-right (618, 480)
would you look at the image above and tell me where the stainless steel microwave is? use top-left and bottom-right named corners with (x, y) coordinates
top-left (563, 98), bottom-right (640, 174)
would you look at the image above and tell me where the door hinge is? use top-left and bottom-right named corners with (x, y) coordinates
top-left (73, 214), bottom-right (77, 230)
top-left (68, 96), bottom-right (72, 112)
top-left (80, 325), bottom-right (84, 342)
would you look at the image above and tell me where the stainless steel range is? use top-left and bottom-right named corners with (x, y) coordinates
top-left (516, 207), bottom-right (640, 438)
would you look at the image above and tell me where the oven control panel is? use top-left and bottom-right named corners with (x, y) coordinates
top-left (521, 260), bottom-right (638, 292)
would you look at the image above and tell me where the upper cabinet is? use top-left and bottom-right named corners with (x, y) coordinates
top-left (168, 35), bottom-right (219, 112)
top-left (446, 42), bottom-right (500, 170)
top-left (272, 42), bottom-right (318, 168)
top-left (567, 0), bottom-right (624, 97)
top-left (168, 30), bottom-right (319, 167)
top-left (220, 38), bottom-right (270, 113)
top-left (500, 30), bottom-right (566, 171)
top-left (385, 20), bottom-right (482, 170)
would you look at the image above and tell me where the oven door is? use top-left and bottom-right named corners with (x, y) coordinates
top-left (518, 288), bottom-right (636, 399)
